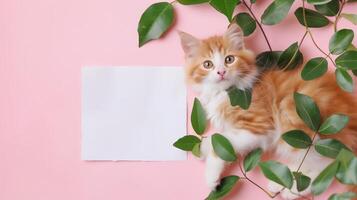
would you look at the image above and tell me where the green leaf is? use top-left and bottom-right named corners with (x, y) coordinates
top-left (226, 86), bottom-right (252, 110)
top-left (138, 2), bottom-right (174, 47)
top-left (342, 13), bottom-right (357, 25)
top-left (307, 0), bottom-right (333, 5)
top-left (177, 0), bottom-right (210, 5)
top-left (294, 92), bottom-right (321, 131)
top-left (293, 172), bottom-right (311, 192)
top-left (282, 130), bottom-right (312, 149)
top-left (294, 7), bottom-right (330, 28)
top-left (336, 149), bottom-right (357, 185)
top-left (336, 51), bottom-right (357, 70)
top-left (315, 138), bottom-right (349, 158)
top-left (348, 44), bottom-right (357, 51)
top-left (250, 0), bottom-right (256, 3)
top-left (259, 161), bottom-right (293, 189)
top-left (244, 148), bottom-right (263, 172)
top-left (256, 51), bottom-right (282, 69)
top-left (301, 57), bottom-right (328, 80)
top-left (335, 68), bottom-right (354, 92)
top-left (206, 176), bottom-right (239, 200)
top-left (192, 142), bottom-right (201, 158)
top-left (261, 0), bottom-right (295, 25)
top-left (314, 0), bottom-right (340, 16)
top-left (235, 13), bottom-right (256, 36)
top-left (329, 192), bottom-right (357, 200)
top-left (212, 133), bottom-right (237, 162)
top-left (312, 161), bottom-right (339, 195)
top-left (191, 98), bottom-right (207, 135)
top-left (329, 29), bottom-right (354, 55)
top-left (277, 42), bottom-right (304, 70)
top-left (319, 114), bottom-right (349, 134)
top-left (173, 135), bottom-right (201, 151)
top-left (210, 0), bottom-right (240, 22)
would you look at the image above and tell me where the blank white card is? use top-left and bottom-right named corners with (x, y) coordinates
top-left (82, 66), bottom-right (187, 161)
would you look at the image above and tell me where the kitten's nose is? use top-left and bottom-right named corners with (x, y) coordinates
top-left (217, 70), bottom-right (226, 76)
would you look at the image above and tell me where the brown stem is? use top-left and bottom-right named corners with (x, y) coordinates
top-left (301, 0), bottom-right (337, 67)
top-left (292, 128), bottom-right (318, 200)
top-left (238, 160), bottom-right (280, 198)
top-left (241, 0), bottom-right (273, 51)
top-left (334, 0), bottom-right (346, 32)
top-left (308, 30), bottom-right (337, 66)
top-left (296, 131), bottom-right (318, 172)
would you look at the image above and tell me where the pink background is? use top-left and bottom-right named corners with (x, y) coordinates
top-left (1, 0), bottom-right (356, 199)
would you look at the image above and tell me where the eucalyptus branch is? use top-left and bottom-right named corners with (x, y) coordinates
top-left (308, 30), bottom-right (337, 66)
top-left (238, 158), bottom-right (280, 199)
top-left (334, 0), bottom-right (346, 32)
top-left (241, 0), bottom-right (273, 51)
top-left (296, 131), bottom-right (318, 172)
top-left (292, 129), bottom-right (319, 200)
top-left (301, 0), bottom-right (337, 67)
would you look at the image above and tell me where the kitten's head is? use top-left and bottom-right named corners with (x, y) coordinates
top-left (179, 24), bottom-right (258, 93)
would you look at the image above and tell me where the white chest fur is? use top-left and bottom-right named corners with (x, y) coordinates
top-left (200, 90), bottom-right (227, 131)
top-left (199, 87), bottom-right (280, 155)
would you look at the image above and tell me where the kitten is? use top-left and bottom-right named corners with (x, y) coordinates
top-left (179, 24), bottom-right (357, 200)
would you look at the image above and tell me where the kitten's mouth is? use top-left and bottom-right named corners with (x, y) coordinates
top-left (218, 76), bottom-right (226, 81)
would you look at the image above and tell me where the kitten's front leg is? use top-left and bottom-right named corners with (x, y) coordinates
top-left (205, 150), bottom-right (226, 190)
top-left (201, 137), bottom-right (227, 190)
top-left (201, 129), bottom-right (273, 191)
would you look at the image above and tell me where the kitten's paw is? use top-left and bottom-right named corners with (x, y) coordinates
top-left (280, 190), bottom-right (300, 200)
top-left (267, 181), bottom-right (283, 194)
top-left (206, 179), bottom-right (219, 191)
top-left (205, 170), bottom-right (220, 191)
top-left (280, 184), bottom-right (311, 200)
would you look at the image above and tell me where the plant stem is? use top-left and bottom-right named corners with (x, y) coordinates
top-left (238, 160), bottom-right (280, 198)
top-left (238, 155), bottom-right (313, 200)
top-left (296, 131), bottom-right (318, 172)
top-left (301, 0), bottom-right (337, 67)
top-left (241, 0), bottom-right (273, 51)
top-left (307, 30), bottom-right (337, 66)
top-left (334, 0), bottom-right (346, 32)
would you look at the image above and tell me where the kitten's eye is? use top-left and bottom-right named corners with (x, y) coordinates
top-left (225, 55), bottom-right (235, 64)
top-left (203, 60), bottom-right (214, 69)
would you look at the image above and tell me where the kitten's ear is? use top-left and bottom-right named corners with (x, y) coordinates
top-left (224, 23), bottom-right (244, 50)
top-left (178, 31), bottom-right (200, 58)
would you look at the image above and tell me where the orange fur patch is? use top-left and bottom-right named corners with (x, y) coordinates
top-left (221, 68), bottom-right (357, 150)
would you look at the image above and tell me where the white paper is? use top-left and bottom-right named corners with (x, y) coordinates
top-left (82, 66), bottom-right (187, 161)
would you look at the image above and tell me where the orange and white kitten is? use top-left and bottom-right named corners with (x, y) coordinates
top-left (179, 24), bottom-right (357, 200)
